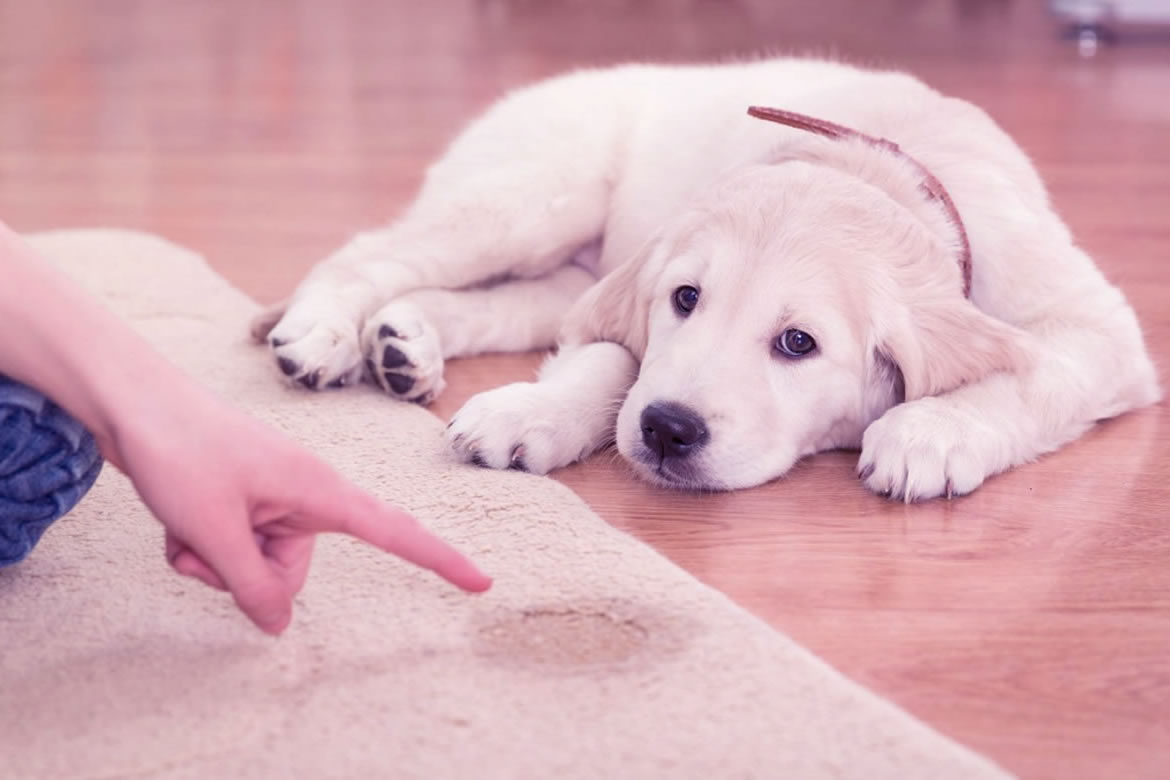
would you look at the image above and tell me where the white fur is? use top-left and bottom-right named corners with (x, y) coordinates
top-left (254, 58), bottom-right (1161, 500)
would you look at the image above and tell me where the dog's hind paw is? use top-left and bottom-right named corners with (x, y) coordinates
top-left (264, 303), bottom-right (364, 391)
top-left (360, 300), bottom-right (446, 404)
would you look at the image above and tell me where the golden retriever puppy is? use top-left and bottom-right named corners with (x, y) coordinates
top-left (253, 58), bottom-right (1160, 499)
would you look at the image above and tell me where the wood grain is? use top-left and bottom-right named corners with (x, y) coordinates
top-left (2, 2), bottom-right (1167, 777)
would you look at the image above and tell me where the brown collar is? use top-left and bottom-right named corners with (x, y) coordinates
top-left (747, 106), bottom-right (973, 298)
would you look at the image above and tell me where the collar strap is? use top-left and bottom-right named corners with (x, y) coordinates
top-left (747, 106), bottom-right (973, 298)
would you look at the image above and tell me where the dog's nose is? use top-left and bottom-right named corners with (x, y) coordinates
top-left (640, 402), bottom-right (709, 459)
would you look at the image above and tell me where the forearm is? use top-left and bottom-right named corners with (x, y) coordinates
top-left (0, 224), bottom-right (196, 462)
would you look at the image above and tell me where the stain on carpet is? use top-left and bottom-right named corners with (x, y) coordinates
top-left (471, 601), bottom-right (690, 674)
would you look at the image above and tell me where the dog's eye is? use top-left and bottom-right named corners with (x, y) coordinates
top-left (775, 328), bottom-right (816, 358)
top-left (672, 285), bottom-right (700, 316)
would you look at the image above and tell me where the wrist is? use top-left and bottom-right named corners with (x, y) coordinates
top-left (88, 355), bottom-right (216, 472)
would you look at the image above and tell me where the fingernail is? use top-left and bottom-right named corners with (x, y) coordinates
top-left (259, 609), bottom-right (292, 635)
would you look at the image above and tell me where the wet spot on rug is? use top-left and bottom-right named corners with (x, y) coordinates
top-left (470, 601), bottom-right (690, 675)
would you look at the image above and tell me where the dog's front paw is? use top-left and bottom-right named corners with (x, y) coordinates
top-left (264, 302), bottom-right (363, 390)
top-left (447, 383), bottom-right (588, 474)
top-left (360, 300), bottom-right (446, 404)
top-left (858, 398), bottom-right (995, 501)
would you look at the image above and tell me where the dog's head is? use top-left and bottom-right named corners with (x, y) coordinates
top-left (561, 130), bottom-right (1029, 490)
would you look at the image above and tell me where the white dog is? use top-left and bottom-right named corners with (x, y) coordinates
top-left (252, 58), bottom-right (1161, 500)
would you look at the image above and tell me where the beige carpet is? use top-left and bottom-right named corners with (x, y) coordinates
top-left (0, 230), bottom-right (1012, 779)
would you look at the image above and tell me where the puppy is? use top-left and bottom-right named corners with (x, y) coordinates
top-left (253, 58), bottom-right (1161, 499)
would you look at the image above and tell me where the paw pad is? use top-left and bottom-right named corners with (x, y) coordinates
top-left (381, 345), bottom-right (410, 369)
top-left (384, 372), bottom-right (416, 394)
top-left (359, 302), bottom-right (446, 404)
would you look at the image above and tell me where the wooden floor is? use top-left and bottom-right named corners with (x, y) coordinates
top-left (2, 1), bottom-right (1167, 777)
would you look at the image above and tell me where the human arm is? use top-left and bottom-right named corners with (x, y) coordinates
top-left (0, 222), bottom-right (490, 634)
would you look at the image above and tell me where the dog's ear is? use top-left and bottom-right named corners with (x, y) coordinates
top-left (558, 237), bottom-right (667, 360)
top-left (876, 295), bottom-right (1031, 401)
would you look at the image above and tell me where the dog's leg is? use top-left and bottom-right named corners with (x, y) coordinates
top-left (261, 183), bottom-right (606, 391)
top-left (446, 342), bottom-right (639, 473)
top-left (257, 73), bottom-right (627, 391)
top-left (858, 297), bottom-right (1161, 501)
top-left (358, 264), bottom-right (596, 403)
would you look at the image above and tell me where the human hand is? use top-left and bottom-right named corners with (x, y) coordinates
top-left (104, 381), bottom-right (491, 635)
top-left (0, 225), bottom-right (487, 633)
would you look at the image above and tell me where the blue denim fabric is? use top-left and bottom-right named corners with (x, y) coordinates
top-left (1, 374), bottom-right (103, 566)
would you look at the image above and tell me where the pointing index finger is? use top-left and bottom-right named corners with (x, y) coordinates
top-left (306, 478), bottom-right (492, 593)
